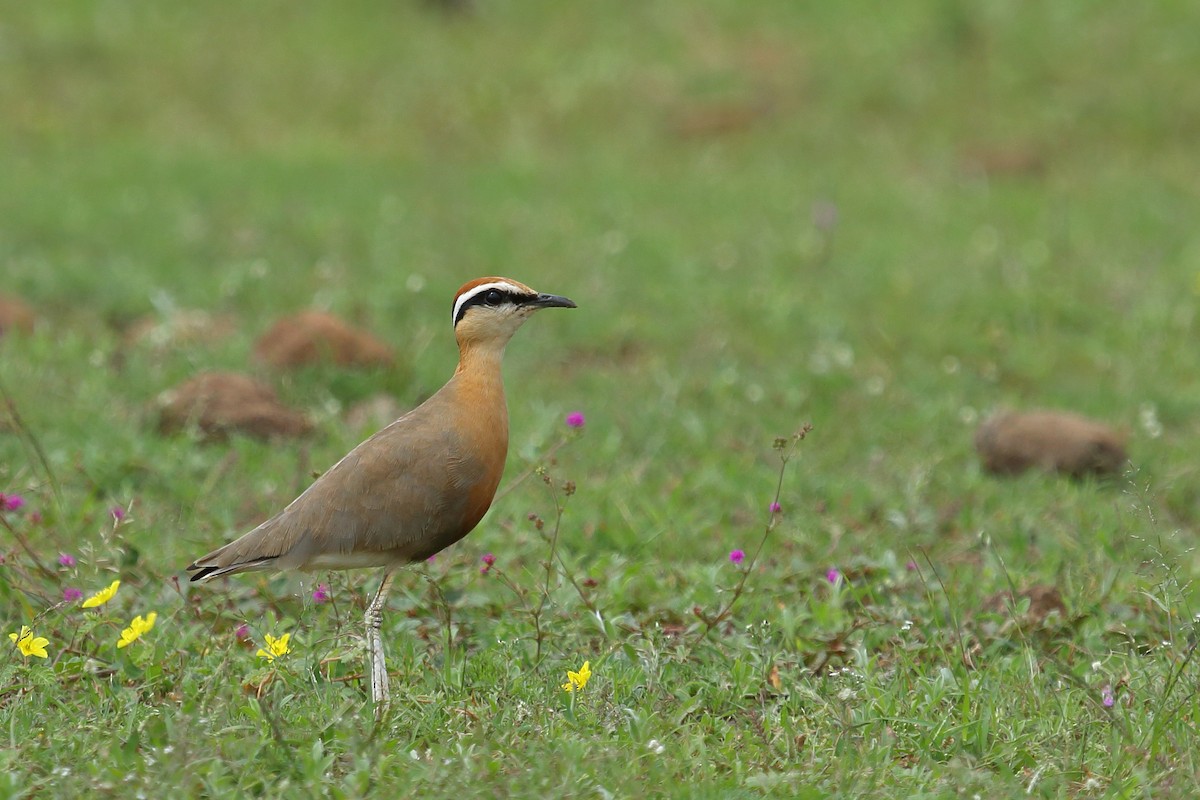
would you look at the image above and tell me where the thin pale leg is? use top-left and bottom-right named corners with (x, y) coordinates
top-left (366, 567), bottom-right (397, 713)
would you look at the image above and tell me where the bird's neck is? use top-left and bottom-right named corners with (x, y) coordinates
top-left (452, 341), bottom-right (509, 404)
top-left (450, 341), bottom-right (510, 464)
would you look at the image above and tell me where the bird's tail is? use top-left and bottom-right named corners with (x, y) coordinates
top-left (186, 522), bottom-right (285, 581)
top-left (186, 555), bottom-right (278, 582)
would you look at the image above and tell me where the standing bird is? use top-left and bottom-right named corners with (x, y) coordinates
top-left (187, 277), bottom-right (575, 710)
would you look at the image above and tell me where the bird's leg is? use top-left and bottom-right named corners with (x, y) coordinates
top-left (366, 567), bottom-right (397, 714)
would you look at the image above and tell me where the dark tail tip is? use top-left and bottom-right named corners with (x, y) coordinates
top-left (187, 565), bottom-right (219, 582)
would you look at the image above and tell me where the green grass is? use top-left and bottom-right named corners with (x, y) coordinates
top-left (3, 1), bottom-right (1200, 796)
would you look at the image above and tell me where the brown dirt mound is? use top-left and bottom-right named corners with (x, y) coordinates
top-left (124, 310), bottom-right (238, 351)
top-left (959, 143), bottom-right (1047, 178)
top-left (157, 371), bottom-right (312, 439)
top-left (984, 585), bottom-right (1067, 626)
top-left (0, 294), bottom-right (36, 336)
top-left (669, 99), bottom-right (775, 140)
top-left (253, 311), bottom-right (393, 369)
top-left (975, 409), bottom-right (1127, 478)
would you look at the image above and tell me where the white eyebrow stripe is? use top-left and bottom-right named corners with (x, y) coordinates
top-left (452, 280), bottom-right (524, 325)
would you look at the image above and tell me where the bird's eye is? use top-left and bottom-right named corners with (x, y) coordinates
top-left (484, 290), bottom-right (504, 305)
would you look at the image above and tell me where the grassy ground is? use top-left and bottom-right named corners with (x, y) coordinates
top-left (3, 1), bottom-right (1200, 796)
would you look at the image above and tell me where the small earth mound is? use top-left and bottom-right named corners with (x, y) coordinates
top-left (0, 294), bottom-right (36, 336)
top-left (975, 409), bottom-right (1127, 478)
top-left (984, 584), bottom-right (1067, 626)
top-left (124, 310), bottom-right (238, 352)
top-left (669, 98), bottom-right (775, 140)
top-left (959, 143), bottom-right (1047, 178)
top-left (157, 371), bottom-right (312, 439)
top-left (344, 393), bottom-right (407, 433)
top-left (253, 311), bottom-right (394, 369)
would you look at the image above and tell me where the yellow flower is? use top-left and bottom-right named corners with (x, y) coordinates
top-left (81, 579), bottom-right (121, 608)
top-left (9, 626), bottom-right (49, 659)
top-left (562, 660), bottom-right (591, 693)
top-left (117, 612), bottom-right (157, 649)
top-left (256, 632), bottom-right (291, 662)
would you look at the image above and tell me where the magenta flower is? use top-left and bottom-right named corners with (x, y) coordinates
top-left (906, 560), bottom-right (918, 571)
top-left (729, 549), bottom-right (746, 565)
top-left (235, 624), bottom-right (251, 640)
top-left (1102, 685), bottom-right (1115, 708)
top-left (63, 587), bottom-right (84, 603)
top-left (312, 584), bottom-right (330, 603)
top-left (28, 511), bottom-right (42, 525)
top-left (769, 502), bottom-right (782, 514)
top-left (0, 493), bottom-right (25, 512)
top-left (110, 506), bottom-right (126, 522)
top-left (480, 552), bottom-right (496, 574)
top-left (426, 554), bottom-right (437, 563)
top-left (565, 411), bottom-right (585, 429)
top-left (58, 553), bottom-right (77, 568)
top-left (826, 567), bottom-right (841, 584)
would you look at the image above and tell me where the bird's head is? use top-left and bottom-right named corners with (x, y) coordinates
top-left (451, 277), bottom-right (575, 350)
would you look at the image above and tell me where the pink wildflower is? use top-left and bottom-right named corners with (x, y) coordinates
top-left (0, 493), bottom-right (25, 512)
top-left (826, 567), bottom-right (841, 584)
top-left (769, 502), bottom-right (782, 514)
top-left (235, 624), bottom-right (251, 640)
top-left (1102, 685), bottom-right (1115, 708)
top-left (565, 411), bottom-right (585, 429)
top-left (480, 552), bottom-right (496, 574)
top-left (729, 549), bottom-right (746, 565)
top-left (110, 506), bottom-right (126, 522)
top-left (58, 553), bottom-right (77, 568)
top-left (63, 587), bottom-right (84, 603)
top-left (312, 584), bottom-right (330, 603)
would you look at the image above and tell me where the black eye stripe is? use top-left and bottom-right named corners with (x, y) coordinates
top-left (453, 288), bottom-right (534, 325)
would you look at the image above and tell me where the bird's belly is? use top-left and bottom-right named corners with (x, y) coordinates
top-left (298, 551), bottom-right (404, 571)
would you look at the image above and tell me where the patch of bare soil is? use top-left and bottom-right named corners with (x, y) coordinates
top-left (253, 311), bottom-right (393, 369)
top-left (975, 409), bottom-right (1127, 478)
top-left (124, 310), bottom-right (238, 352)
top-left (959, 143), bottom-right (1047, 178)
top-left (669, 98), bottom-right (776, 139)
top-left (157, 371), bottom-right (312, 439)
top-left (0, 294), bottom-right (36, 336)
top-left (984, 584), bottom-right (1067, 626)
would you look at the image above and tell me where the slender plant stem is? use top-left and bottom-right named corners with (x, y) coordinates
top-left (531, 473), bottom-right (569, 664)
top-left (0, 515), bottom-right (55, 580)
top-left (493, 435), bottom-right (572, 503)
top-left (0, 377), bottom-right (62, 506)
top-left (691, 425), bottom-right (811, 648)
